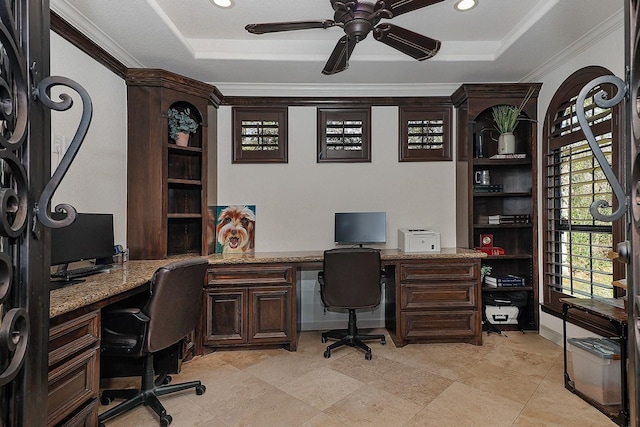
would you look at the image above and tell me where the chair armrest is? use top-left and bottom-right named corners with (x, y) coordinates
top-left (101, 308), bottom-right (150, 355)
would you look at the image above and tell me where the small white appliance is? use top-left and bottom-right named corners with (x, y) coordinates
top-left (398, 228), bottom-right (441, 253)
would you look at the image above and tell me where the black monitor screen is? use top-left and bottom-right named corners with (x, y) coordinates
top-left (334, 212), bottom-right (386, 245)
top-left (50, 213), bottom-right (115, 266)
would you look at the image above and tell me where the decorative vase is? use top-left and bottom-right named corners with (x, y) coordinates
top-left (175, 132), bottom-right (190, 147)
top-left (498, 132), bottom-right (516, 154)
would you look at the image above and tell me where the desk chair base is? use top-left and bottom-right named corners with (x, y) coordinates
top-left (321, 309), bottom-right (386, 360)
top-left (98, 353), bottom-right (206, 427)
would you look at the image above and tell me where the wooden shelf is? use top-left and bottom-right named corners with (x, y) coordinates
top-left (473, 158), bottom-right (532, 166)
top-left (473, 223), bottom-right (532, 229)
top-left (485, 254), bottom-right (533, 260)
top-left (168, 144), bottom-right (202, 154)
top-left (167, 178), bottom-right (202, 186)
top-left (473, 191), bottom-right (532, 197)
top-left (482, 286), bottom-right (533, 292)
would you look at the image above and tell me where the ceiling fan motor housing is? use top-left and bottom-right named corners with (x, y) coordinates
top-left (334, 1), bottom-right (381, 41)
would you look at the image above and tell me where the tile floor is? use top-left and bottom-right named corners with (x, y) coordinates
top-left (98, 330), bottom-right (618, 426)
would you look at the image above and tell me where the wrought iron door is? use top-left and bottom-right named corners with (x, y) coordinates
top-left (627, 1), bottom-right (640, 425)
top-left (0, 1), bottom-right (92, 425)
top-left (569, 2), bottom-right (640, 426)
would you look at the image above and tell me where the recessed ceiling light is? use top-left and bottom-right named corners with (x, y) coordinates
top-left (211, 0), bottom-right (234, 8)
top-left (454, 0), bottom-right (477, 11)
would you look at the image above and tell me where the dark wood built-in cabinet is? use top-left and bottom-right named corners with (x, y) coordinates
top-left (126, 69), bottom-right (220, 260)
top-left (453, 83), bottom-right (541, 331)
top-left (47, 311), bottom-right (100, 426)
top-left (202, 265), bottom-right (297, 351)
top-left (386, 258), bottom-right (482, 346)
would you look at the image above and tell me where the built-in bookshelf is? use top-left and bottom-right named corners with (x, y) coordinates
top-left (453, 83), bottom-right (541, 331)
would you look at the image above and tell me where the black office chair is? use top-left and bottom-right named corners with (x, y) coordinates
top-left (318, 248), bottom-right (386, 360)
top-left (98, 258), bottom-right (209, 427)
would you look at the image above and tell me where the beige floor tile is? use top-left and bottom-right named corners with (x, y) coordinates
top-left (244, 350), bottom-right (325, 387)
top-left (323, 384), bottom-right (423, 426)
top-left (216, 388), bottom-right (319, 426)
top-left (300, 411), bottom-right (347, 427)
top-left (97, 331), bottom-right (620, 427)
top-left (405, 381), bottom-right (523, 427)
top-left (458, 359), bottom-right (541, 404)
top-left (279, 366), bottom-right (364, 410)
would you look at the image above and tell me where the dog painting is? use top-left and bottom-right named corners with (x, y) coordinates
top-left (212, 205), bottom-right (256, 254)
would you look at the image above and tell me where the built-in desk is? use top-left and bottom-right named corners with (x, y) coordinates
top-left (48, 248), bottom-right (484, 425)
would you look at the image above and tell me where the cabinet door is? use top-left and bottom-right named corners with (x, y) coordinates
top-left (203, 288), bottom-right (246, 345)
top-left (248, 287), bottom-right (291, 343)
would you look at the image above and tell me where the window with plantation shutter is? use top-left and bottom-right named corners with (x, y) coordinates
top-left (317, 107), bottom-right (370, 162)
top-left (232, 107), bottom-right (288, 163)
top-left (399, 105), bottom-right (452, 161)
top-left (542, 66), bottom-right (623, 314)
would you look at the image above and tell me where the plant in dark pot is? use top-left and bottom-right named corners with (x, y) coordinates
top-left (491, 87), bottom-right (535, 155)
top-left (167, 107), bottom-right (198, 146)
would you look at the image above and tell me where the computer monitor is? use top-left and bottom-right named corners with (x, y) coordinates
top-left (334, 212), bottom-right (386, 246)
top-left (50, 212), bottom-right (115, 267)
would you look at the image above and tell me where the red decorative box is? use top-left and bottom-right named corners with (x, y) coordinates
top-left (474, 246), bottom-right (506, 256)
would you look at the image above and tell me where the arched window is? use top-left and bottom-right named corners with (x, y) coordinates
top-left (541, 66), bottom-right (624, 315)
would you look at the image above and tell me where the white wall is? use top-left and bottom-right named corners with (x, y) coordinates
top-left (216, 105), bottom-right (457, 252)
top-left (50, 32), bottom-right (128, 247)
top-left (534, 24), bottom-right (625, 344)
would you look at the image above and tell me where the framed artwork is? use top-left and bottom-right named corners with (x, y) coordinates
top-left (208, 205), bottom-right (256, 254)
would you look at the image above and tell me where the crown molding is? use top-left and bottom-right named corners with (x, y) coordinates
top-left (50, 0), bottom-right (144, 69)
top-left (212, 82), bottom-right (460, 98)
top-left (523, 10), bottom-right (623, 83)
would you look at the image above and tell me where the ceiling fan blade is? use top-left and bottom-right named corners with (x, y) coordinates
top-left (322, 35), bottom-right (357, 75)
top-left (245, 20), bottom-right (335, 34)
top-left (374, 0), bottom-right (444, 18)
top-left (374, 23), bottom-right (440, 60)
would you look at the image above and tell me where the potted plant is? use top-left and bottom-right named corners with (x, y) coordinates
top-left (491, 87), bottom-right (535, 154)
top-left (167, 107), bottom-right (198, 146)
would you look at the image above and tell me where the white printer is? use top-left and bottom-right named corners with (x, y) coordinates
top-left (398, 228), bottom-right (441, 253)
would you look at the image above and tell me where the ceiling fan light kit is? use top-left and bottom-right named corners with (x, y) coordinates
top-left (454, 0), bottom-right (477, 11)
top-left (245, 0), bottom-right (445, 75)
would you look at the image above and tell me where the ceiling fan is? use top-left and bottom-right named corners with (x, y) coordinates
top-left (245, 0), bottom-right (444, 75)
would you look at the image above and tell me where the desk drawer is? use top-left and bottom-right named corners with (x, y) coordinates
top-left (400, 261), bottom-right (477, 282)
top-left (207, 265), bottom-right (293, 287)
top-left (400, 281), bottom-right (477, 310)
top-left (47, 346), bottom-right (99, 426)
top-left (49, 311), bottom-right (99, 368)
top-left (401, 310), bottom-right (478, 340)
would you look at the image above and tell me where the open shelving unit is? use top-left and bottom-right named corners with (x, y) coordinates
top-left (453, 83), bottom-right (542, 332)
top-left (126, 69), bottom-right (220, 260)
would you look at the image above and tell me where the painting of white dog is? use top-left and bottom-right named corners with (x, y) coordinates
top-left (212, 205), bottom-right (256, 254)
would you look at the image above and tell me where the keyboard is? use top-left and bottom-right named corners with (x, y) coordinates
top-left (51, 264), bottom-right (112, 281)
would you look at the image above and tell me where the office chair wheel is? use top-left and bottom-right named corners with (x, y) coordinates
top-left (365, 351), bottom-right (372, 360)
top-left (99, 423), bottom-right (105, 427)
top-left (196, 384), bottom-right (206, 395)
top-left (321, 336), bottom-right (327, 343)
top-left (381, 337), bottom-right (386, 345)
top-left (100, 395), bottom-right (112, 405)
top-left (163, 375), bottom-right (172, 384)
top-left (323, 349), bottom-right (331, 358)
top-left (160, 414), bottom-right (172, 427)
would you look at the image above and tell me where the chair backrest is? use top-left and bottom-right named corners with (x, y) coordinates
top-left (320, 248), bottom-right (382, 309)
top-left (143, 257), bottom-right (208, 353)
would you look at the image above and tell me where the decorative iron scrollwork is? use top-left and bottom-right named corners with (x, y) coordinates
top-left (0, 0), bottom-right (30, 389)
top-left (35, 76), bottom-right (93, 228)
top-left (576, 75), bottom-right (629, 222)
